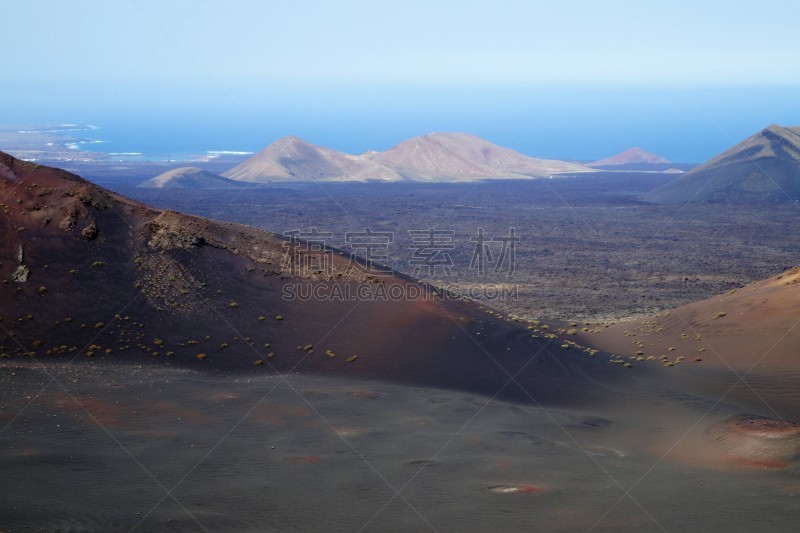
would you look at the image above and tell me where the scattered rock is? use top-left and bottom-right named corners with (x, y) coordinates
top-left (59, 203), bottom-right (88, 233)
top-left (78, 188), bottom-right (110, 209)
top-left (11, 265), bottom-right (30, 282)
top-left (81, 223), bottom-right (98, 240)
top-left (59, 214), bottom-right (77, 231)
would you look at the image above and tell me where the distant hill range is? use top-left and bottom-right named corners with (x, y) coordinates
top-left (646, 125), bottom-right (800, 203)
top-left (138, 167), bottom-right (250, 188)
top-left (363, 132), bottom-right (590, 181)
top-left (206, 132), bottom-right (593, 185)
top-left (137, 134), bottom-right (715, 188)
top-left (588, 147), bottom-right (671, 168)
top-left (222, 136), bottom-right (405, 183)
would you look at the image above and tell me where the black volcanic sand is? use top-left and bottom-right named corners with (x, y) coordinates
top-left (2, 362), bottom-right (800, 532)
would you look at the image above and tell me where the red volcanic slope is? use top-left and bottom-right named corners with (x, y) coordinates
top-left (576, 266), bottom-right (800, 419)
top-left (578, 267), bottom-right (800, 371)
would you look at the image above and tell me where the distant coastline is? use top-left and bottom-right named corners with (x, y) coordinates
top-left (0, 123), bottom-right (254, 163)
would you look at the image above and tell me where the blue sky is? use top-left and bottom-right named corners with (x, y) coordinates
top-left (2, 0), bottom-right (800, 161)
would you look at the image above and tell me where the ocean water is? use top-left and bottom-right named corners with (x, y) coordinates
top-left (49, 122), bottom-right (258, 161)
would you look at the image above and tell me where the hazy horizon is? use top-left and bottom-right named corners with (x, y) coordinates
top-left (3, 1), bottom-right (800, 161)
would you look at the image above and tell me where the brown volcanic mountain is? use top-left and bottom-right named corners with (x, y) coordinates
top-left (588, 147), bottom-right (670, 167)
top-left (222, 136), bottom-right (404, 183)
top-left (138, 167), bottom-right (248, 189)
top-left (646, 125), bottom-right (800, 203)
top-left (0, 151), bottom-right (632, 405)
top-left (365, 132), bottom-right (592, 181)
top-left (223, 133), bottom-right (592, 183)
